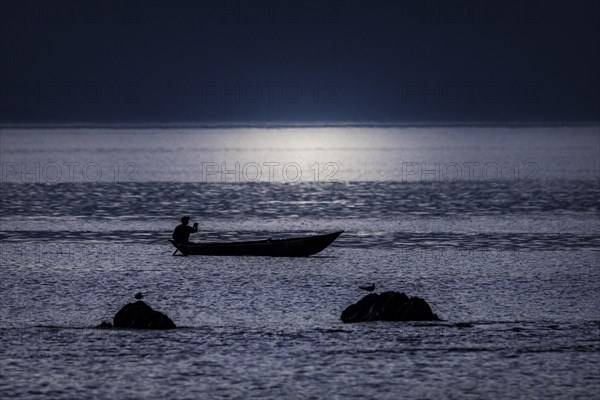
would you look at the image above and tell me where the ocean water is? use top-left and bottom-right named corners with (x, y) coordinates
top-left (0, 126), bottom-right (599, 399)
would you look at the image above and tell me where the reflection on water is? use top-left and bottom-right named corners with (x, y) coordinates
top-left (1, 126), bottom-right (598, 182)
top-left (1, 246), bottom-right (599, 399)
top-left (1, 127), bottom-right (599, 399)
top-left (1, 180), bottom-right (598, 218)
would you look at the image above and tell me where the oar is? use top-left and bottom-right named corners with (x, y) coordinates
top-left (170, 240), bottom-right (181, 256)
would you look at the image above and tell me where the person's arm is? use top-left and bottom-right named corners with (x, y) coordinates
top-left (192, 222), bottom-right (198, 233)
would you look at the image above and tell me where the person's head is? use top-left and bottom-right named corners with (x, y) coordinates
top-left (181, 216), bottom-right (190, 225)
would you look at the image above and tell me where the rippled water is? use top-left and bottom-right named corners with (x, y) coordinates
top-left (1, 127), bottom-right (599, 399)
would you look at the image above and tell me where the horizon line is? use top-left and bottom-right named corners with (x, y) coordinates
top-left (1, 121), bottom-right (599, 130)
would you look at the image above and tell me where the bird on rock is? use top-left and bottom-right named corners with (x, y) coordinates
top-left (359, 283), bottom-right (375, 292)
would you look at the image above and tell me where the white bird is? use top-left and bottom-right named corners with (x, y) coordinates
top-left (359, 283), bottom-right (375, 292)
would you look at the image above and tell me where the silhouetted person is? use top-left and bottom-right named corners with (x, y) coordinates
top-left (172, 216), bottom-right (198, 244)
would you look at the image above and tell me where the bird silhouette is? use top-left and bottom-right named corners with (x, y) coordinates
top-left (359, 283), bottom-right (375, 292)
top-left (134, 292), bottom-right (144, 301)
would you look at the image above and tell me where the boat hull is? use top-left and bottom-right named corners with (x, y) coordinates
top-left (169, 231), bottom-right (343, 257)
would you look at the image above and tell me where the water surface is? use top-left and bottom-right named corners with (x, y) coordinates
top-left (1, 126), bottom-right (599, 399)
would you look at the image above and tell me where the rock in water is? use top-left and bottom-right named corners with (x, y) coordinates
top-left (113, 301), bottom-right (176, 329)
top-left (341, 291), bottom-right (439, 323)
top-left (96, 321), bottom-right (113, 329)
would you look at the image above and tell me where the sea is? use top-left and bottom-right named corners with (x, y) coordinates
top-left (1, 126), bottom-right (599, 399)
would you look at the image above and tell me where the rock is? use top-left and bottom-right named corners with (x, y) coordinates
top-left (113, 301), bottom-right (176, 329)
top-left (341, 291), bottom-right (439, 323)
top-left (96, 321), bottom-right (113, 329)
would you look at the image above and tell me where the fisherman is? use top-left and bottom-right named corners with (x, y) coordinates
top-left (172, 216), bottom-right (198, 244)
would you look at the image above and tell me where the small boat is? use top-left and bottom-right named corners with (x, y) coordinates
top-left (169, 231), bottom-right (343, 257)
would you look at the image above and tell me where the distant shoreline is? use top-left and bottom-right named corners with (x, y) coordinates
top-left (1, 122), bottom-right (599, 130)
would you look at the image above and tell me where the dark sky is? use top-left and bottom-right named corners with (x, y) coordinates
top-left (1, 0), bottom-right (598, 124)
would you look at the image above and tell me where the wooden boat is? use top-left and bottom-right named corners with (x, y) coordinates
top-left (169, 231), bottom-right (343, 257)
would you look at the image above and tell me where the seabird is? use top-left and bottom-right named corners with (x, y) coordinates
top-left (134, 292), bottom-right (144, 301)
top-left (359, 283), bottom-right (375, 292)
